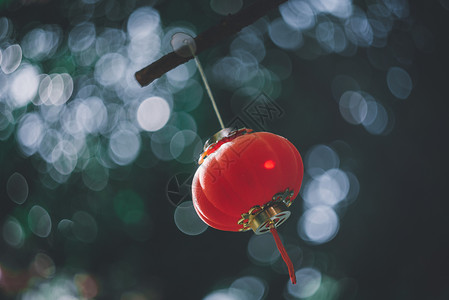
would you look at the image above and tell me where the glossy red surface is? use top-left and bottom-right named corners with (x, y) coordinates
top-left (192, 131), bottom-right (304, 231)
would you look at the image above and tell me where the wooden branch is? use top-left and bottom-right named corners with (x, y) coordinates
top-left (135, 0), bottom-right (288, 87)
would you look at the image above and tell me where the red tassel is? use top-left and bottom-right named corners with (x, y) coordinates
top-left (270, 225), bottom-right (297, 284)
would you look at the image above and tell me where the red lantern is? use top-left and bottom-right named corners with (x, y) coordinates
top-left (192, 128), bottom-right (304, 284)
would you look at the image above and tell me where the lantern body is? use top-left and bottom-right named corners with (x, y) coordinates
top-left (192, 131), bottom-right (303, 232)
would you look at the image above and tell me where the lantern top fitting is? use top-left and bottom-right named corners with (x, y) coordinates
top-left (198, 128), bottom-right (253, 165)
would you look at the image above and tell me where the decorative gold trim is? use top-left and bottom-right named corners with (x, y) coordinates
top-left (203, 128), bottom-right (233, 151)
top-left (237, 188), bottom-right (295, 234)
top-left (272, 188), bottom-right (295, 207)
top-left (198, 128), bottom-right (253, 165)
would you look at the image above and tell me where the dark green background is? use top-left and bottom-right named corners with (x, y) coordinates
top-left (1, 0), bottom-right (449, 299)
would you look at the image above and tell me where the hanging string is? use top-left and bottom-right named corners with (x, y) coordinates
top-left (270, 224), bottom-right (297, 284)
top-left (186, 41), bottom-right (225, 130)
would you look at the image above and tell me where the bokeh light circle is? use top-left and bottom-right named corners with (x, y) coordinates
top-left (287, 268), bottom-right (322, 298)
top-left (109, 127), bottom-right (141, 166)
top-left (210, 0), bottom-right (243, 15)
top-left (68, 22), bottom-right (96, 53)
top-left (76, 96), bottom-right (108, 134)
top-left (248, 232), bottom-right (280, 264)
top-left (174, 201), bottom-right (208, 235)
top-left (72, 211), bottom-right (98, 243)
top-left (269, 18), bottom-right (303, 50)
top-left (339, 91), bottom-right (368, 125)
top-left (95, 53), bottom-right (128, 86)
top-left (127, 6), bottom-right (160, 40)
top-left (52, 140), bottom-right (78, 175)
top-left (298, 206), bottom-right (339, 244)
top-left (387, 66), bottom-right (412, 99)
top-left (3, 217), bottom-right (25, 248)
top-left (16, 112), bottom-right (44, 156)
top-left (171, 32), bottom-right (196, 58)
top-left (82, 158), bottom-right (109, 191)
top-left (279, 0), bottom-right (316, 30)
top-left (137, 96), bottom-right (171, 132)
top-left (303, 169), bottom-right (350, 207)
top-left (6, 172), bottom-right (29, 205)
top-left (203, 289), bottom-right (239, 300)
top-left (9, 64), bottom-right (40, 108)
top-left (363, 101), bottom-right (390, 135)
top-left (1, 44), bottom-right (22, 74)
top-left (305, 144), bottom-right (340, 178)
top-left (150, 125), bottom-right (179, 161)
top-left (170, 130), bottom-right (203, 164)
top-left (28, 205), bottom-right (52, 238)
top-left (229, 276), bottom-right (266, 300)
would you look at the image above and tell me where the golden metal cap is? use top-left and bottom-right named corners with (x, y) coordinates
top-left (203, 128), bottom-right (233, 151)
top-left (248, 202), bottom-right (291, 235)
top-left (237, 188), bottom-right (295, 234)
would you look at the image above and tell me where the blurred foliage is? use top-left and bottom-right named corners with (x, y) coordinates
top-left (1, 0), bottom-right (449, 299)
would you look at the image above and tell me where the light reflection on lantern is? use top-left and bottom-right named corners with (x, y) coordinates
top-left (264, 159), bottom-right (276, 169)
